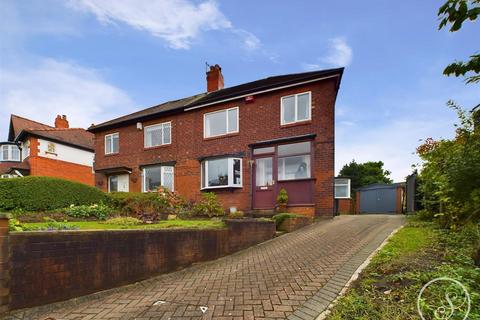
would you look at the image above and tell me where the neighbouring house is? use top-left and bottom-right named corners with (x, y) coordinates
top-left (334, 177), bottom-right (353, 215)
top-left (88, 65), bottom-right (343, 217)
top-left (0, 114), bottom-right (95, 185)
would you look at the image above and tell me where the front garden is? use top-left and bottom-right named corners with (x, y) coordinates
top-left (1, 177), bottom-right (309, 233)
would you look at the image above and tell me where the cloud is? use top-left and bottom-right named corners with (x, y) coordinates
top-left (322, 37), bottom-right (352, 67)
top-left (0, 59), bottom-right (134, 135)
top-left (67, 0), bottom-right (260, 50)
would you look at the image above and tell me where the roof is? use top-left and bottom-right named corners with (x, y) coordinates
top-left (357, 182), bottom-right (405, 191)
top-left (8, 114), bottom-right (53, 141)
top-left (16, 128), bottom-right (94, 151)
top-left (88, 68), bottom-right (344, 132)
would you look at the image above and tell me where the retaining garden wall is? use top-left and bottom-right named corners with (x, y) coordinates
top-left (2, 218), bottom-right (275, 311)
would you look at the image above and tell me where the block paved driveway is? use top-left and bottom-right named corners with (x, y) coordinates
top-left (11, 215), bottom-right (404, 320)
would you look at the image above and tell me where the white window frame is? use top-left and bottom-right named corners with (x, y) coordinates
top-left (280, 91), bottom-right (312, 125)
top-left (144, 121), bottom-right (172, 148)
top-left (201, 157), bottom-right (242, 189)
top-left (203, 107), bottom-right (239, 138)
top-left (0, 145), bottom-right (21, 162)
top-left (335, 178), bottom-right (351, 199)
top-left (142, 165), bottom-right (175, 192)
top-left (104, 133), bottom-right (119, 155)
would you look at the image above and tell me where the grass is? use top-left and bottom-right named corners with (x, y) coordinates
top-left (326, 218), bottom-right (480, 320)
top-left (17, 220), bottom-right (226, 231)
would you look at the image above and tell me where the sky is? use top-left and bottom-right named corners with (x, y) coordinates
top-left (0, 0), bottom-right (478, 181)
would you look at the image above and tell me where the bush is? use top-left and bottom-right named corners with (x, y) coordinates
top-left (105, 217), bottom-right (142, 226)
top-left (227, 210), bottom-right (245, 219)
top-left (272, 213), bottom-right (300, 227)
top-left (0, 176), bottom-right (108, 212)
top-left (65, 204), bottom-right (113, 220)
top-left (108, 192), bottom-right (172, 222)
top-left (276, 188), bottom-right (289, 205)
top-left (23, 218), bottom-right (79, 231)
top-left (192, 192), bottom-right (225, 217)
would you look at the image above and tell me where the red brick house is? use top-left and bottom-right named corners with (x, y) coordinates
top-left (89, 66), bottom-right (343, 217)
top-left (0, 115), bottom-right (95, 185)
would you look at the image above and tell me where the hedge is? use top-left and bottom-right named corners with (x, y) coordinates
top-left (0, 176), bottom-right (109, 211)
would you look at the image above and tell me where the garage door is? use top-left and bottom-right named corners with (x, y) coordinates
top-left (360, 187), bottom-right (396, 213)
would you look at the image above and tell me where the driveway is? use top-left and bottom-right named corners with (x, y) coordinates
top-left (6, 215), bottom-right (405, 320)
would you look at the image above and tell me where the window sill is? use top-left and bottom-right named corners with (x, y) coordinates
top-left (201, 186), bottom-right (243, 191)
top-left (203, 132), bottom-right (239, 141)
top-left (277, 177), bottom-right (316, 183)
top-left (104, 152), bottom-right (119, 157)
top-left (280, 120), bottom-right (312, 128)
top-left (144, 144), bottom-right (171, 151)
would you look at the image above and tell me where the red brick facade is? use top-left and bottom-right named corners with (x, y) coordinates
top-left (94, 78), bottom-right (339, 217)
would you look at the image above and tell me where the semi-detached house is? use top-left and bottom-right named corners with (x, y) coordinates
top-left (88, 65), bottom-right (343, 217)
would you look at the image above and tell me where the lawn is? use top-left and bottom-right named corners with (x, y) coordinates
top-left (16, 220), bottom-right (226, 231)
top-left (326, 218), bottom-right (480, 320)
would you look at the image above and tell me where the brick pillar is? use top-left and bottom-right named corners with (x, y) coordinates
top-left (0, 215), bottom-right (10, 313)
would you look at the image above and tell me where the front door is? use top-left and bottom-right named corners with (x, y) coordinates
top-left (253, 156), bottom-right (275, 209)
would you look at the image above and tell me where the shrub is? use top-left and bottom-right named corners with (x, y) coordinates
top-left (272, 213), bottom-right (300, 227)
top-left (22, 218), bottom-right (80, 231)
top-left (0, 176), bottom-right (108, 212)
top-left (192, 192), bottom-right (225, 217)
top-left (108, 192), bottom-right (172, 222)
top-left (8, 218), bottom-right (23, 231)
top-left (65, 204), bottom-right (113, 220)
top-left (105, 217), bottom-right (142, 226)
top-left (276, 188), bottom-right (289, 205)
top-left (227, 210), bottom-right (245, 219)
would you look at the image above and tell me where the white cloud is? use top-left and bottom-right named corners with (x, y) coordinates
top-left (322, 37), bottom-right (352, 67)
top-left (68, 0), bottom-right (259, 50)
top-left (0, 59), bottom-right (134, 135)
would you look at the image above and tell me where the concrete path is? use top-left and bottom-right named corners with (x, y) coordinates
top-left (4, 215), bottom-right (405, 320)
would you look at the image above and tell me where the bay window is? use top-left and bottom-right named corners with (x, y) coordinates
top-left (105, 133), bottom-right (119, 154)
top-left (277, 141), bottom-right (311, 180)
top-left (142, 165), bottom-right (174, 192)
top-left (201, 157), bottom-right (242, 189)
top-left (204, 107), bottom-right (239, 138)
top-left (281, 92), bottom-right (311, 125)
top-left (0, 145), bottom-right (21, 161)
top-left (144, 122), bottom-right (171, 147)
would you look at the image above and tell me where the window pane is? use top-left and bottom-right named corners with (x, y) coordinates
top-left (163, 123), bottom-right (171, 144)
top-left (162, 166), bottom-right (174, 191)
top-left (11, 146), bottom-right (20, 161)
top-left (335, 178), bottom-right (349, 185)
top-left (205, 111), bottom-right (227, 137)
top-left (207, 158), bottom-right (228, 187)
top-left (201, 162), bottom-right (206, 188)
top-left (253, 147), bottom-right (274, 155)
top-left (233, 159), bottom-right (241, 185)
top-left (112, 134), bottom-right (119, 153)
top-left (297, 93), bottom-right (310, 121)
top-left (282, 96), bottom-right (295, 124)
top-left (109, 176), bottom-right (118, 192)
top-left (144, 166), bottom-right (161, 192)
top-left (335, 186), bottom-right (348, 198)
top-left (277, 141), bottom-right (311, 156)
top-left (278, 155), bottom-right (311, 180)
top-left (105, 136), bottom-right (112, 154)
top-left (256, 157), bottom-right (273, 187)
top-left (228, 108), bottom-right (238, 133)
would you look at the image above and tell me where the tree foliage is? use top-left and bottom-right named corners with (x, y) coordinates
top-left (438, 0), bottom-right (480, 83)
top-left (416, 103), bottom-right (480, 228)
top-left (339, 160), bottom-right (393, 192)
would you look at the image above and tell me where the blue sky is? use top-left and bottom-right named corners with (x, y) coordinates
top-left (1, 0), bottom-right (478, 181)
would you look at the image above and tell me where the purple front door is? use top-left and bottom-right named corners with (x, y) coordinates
top-left (253, 156), bottom-right (275, 209)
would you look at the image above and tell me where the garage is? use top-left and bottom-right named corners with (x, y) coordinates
top-left (357, 183), bottom-right (404, 214)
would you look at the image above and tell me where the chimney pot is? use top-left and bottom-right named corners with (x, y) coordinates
top-left (206, 64), bottom-right (224, 92)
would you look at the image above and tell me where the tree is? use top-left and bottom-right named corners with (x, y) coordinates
top-left (438, 0), bottom-right (480, 83)
top-left (339, 160), bottom-right (393, 192)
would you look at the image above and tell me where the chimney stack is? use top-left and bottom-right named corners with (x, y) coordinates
top-left (206, 64), bottom-right (224, 92)
top-left (55, 115), bottom-right (69, 128)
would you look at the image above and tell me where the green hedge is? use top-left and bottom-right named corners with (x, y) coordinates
top-left (0, 176), bottom-right (109, 211)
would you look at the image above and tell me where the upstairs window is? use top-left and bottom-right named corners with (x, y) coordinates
top-left (0, 145), bottom-right (20, 162)
top-left (204, 107), bottom-right (239, 138)
top-left (105, 133), bottom-right (119, 154)
top-left (201, 157), bottom-right (242, 189)
top-left (144, 122), bottom-right (171, 148)
top-left (335, 178), bottom-right (351, 198)
top-left (281, 92), bottom-right (311, 125)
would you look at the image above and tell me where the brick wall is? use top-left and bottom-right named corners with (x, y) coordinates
top-left (337, 198), bottom-right (354, 215)
top-left (94, 79), bottom-right (338, 217)
top-left (7, 219), bottom-right (275, 310)
top-left (0, 216), bottom-right (9, 314)
top-left (28, 156), bottom-right (94, 186)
